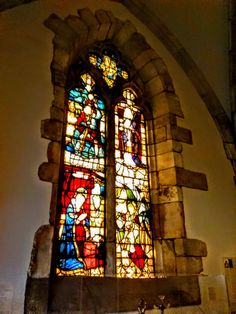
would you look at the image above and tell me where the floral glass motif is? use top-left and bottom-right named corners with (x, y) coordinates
top-left (115, 88), bottom-right (154, 278)
top-left (56, 73), bottom-right (106, 276)
top-left (89, 54), bottom-right (128, 88)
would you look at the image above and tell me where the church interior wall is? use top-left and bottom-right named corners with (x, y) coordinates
top-left (0, 1), bottom-right (235, 312)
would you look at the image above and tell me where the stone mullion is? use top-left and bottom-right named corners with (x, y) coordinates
top-left (105, 103), bottom-right (116, 276)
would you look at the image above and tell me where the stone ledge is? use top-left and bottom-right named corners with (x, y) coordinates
top-left (159, 167), bottom-right (208, 190)
top-left (176, 257), bottom-right (203, 274)
top-left (47, 276), bottom-right (200, 313)
top-left (175, 239), bottom-right (207, 257)
top-left (168, 125), bottom-right (192, 144)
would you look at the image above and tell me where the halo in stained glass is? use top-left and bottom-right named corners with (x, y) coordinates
top-left (115, 88), bottom-right (154, 278)
top-left (56, 72), bottom-right (106, 277)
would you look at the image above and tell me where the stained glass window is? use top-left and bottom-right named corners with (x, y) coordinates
top-left (56, 50), bottom-right (154, 278)
top-left (56, 73), bottom-right (106, 276)
top-left (89, 53), bottom-right (128, 88)
top-left (115, 89), bottom-right (154, 278)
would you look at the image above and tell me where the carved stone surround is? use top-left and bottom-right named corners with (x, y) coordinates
top-left (25, 9), bottom-right (208, 313)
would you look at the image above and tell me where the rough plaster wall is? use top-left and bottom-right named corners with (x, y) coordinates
top-left (0, 0), bottom-right (235, 312)
top-left (149, 0), bottom-right (230, 117)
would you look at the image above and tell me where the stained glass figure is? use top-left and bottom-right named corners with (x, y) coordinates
top-left (56, 73), bottom-right (106, 276)
top-left (89, 53), bottom-right (128, 88)
top-left (115, 88), bottom-right (154, 278)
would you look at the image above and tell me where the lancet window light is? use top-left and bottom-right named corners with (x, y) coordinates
top-left (56, 49), bottom-right (154, 279)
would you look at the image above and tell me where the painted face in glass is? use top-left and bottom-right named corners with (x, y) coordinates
top-left (115, 88), bottom-right (154, 278)
top-left (57, 53), bottom-right (154, 278)
top-left (56, 73), bottom-right (106, 276)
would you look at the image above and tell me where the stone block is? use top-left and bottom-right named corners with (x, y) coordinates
top-left (152, 204), bottom-right (161, 239)
top-left (77, 8), bottom-right (99, 43)
top-left (53, 85), bottom-right (66, 110)
top-left (158, 185), bottom-right (183, 204)
top-left (154, 126), bottom-right (167, 143)
top-left (38, 162), bottom-right (59, 183)
top-left (159, 71), bottom-right (175, 93)
top-left (106, 12), bottom-right (121, 39)
top-left (153, 239), bottom-right (164, 273)
top-left (159, 202), bottom-right (186, 238)
top-left (176, 167), bottom-right (208, 190)
top-left (47, 141), bottom-right (61, 163)
top-left (176, 256), bottom-right (203, 274)
top-left (151, 92), bottom-right (184, 118)
top-left (162, 240), bottom-right (176, 275)
top-left (112, 20), bottom-right (136, 48)
top-left (44, 13), bottom-right (76, 40)
top-left (133, 48), bottom-right (158, 70)
top-left (145, 76), bottom-right (164, 98)
top-left (52, 34), bottom-right (73, 52)
top-left (122, 32), bottom-right (150, 62)
top-left (156, 140), bottom-right (183, 155)
top-left (28, 225), bottom-right (53, 278)
top-left (149, 155), bottom-right (157, 171)
top-left (157, 151), bottom-right (183, 170)
top-left (95, 9), bottom-right (112, 41)
top-left (146, 118), bottom-right (154, 132)
top-left (175, 239), bottom-right (207, 257)
top-left (139, 58), bottom-right (160, 83)
top-left (168, 125), bottom-right (193, 144)
top-left (52, 46), bottom-right (70, 73)
top-left (50, 105), bottom-right (64, 121)
top-left (150, 188), bottom-right (159, 205)
top-left (153, 113), bottom-right (177, 127)
top-left (147, 127), bottom-right (155, 144)
top-left (149, 171), bottom-right (158, 190)
top-left (48, 276), bottom-right (201, 312)
top-left (41, 119), bottom-right (63, 142)
top-left (49, 183), bottom-right (58, 224)
top-left (24, 277), bottom-right (49, 314)
top-left (65, 15), bottom-right (88, 44)
top-left (51, 68), bottom-right (67, 86)
top-left (159, 167), bottom-right (177, 186)
top-left (147, 143), bottom-right (155, 157)
top-left (159, 167), bottom-right (208, 190)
